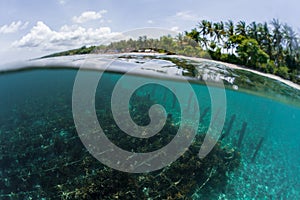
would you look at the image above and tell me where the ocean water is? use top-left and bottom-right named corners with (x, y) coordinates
top-left (0, 66), bottom-right (300, 199)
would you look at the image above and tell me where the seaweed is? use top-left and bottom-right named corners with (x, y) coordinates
top-left (0, 83), bottom-right (240, 199)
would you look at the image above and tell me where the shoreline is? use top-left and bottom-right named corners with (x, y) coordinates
top-left (2, 52), bottom-right (300, 91)
top-left (175, 55), bottom-right (300, 91)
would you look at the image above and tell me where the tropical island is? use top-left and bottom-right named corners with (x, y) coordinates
top-left (2, 18), bottom-right (300, 199)
top-left (42, 19), bottom-right (300, 85)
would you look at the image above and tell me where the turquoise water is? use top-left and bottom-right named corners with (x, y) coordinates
top-left (0, 68), bottom-right (300, 199)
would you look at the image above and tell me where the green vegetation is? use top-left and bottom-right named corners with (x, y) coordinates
top-left (186, 19), bottom-right (300, 83)
top-left (42, 19), bottom-right (300, 84)
top-left (42, 35), bottom-right (210, 59)
top-left (41, 45), bottom-right (98, 58)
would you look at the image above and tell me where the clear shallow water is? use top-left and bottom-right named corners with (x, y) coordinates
top-left (0, 63), bottom-right (300, 199)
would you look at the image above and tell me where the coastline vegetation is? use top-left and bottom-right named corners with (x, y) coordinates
top-left (42, 19), bottom-right (300, 84)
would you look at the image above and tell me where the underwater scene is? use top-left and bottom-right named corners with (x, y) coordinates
top-left (0, 54), bottom-right (300, 199)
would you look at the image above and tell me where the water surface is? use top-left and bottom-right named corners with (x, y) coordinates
top-left (0, 55), bottom-right (300, 199)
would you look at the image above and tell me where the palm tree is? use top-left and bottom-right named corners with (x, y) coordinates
top-left (270, 18), bottom-right (283, 66)
top-left (219, 21), bottom-right (226, 40)
top-left (247, 21), bottom-right (258, 41)
top-left (197, 20), bottom-right (210, 49)
top-left (206, 21), bottom-right (214, 39)
top-left (199, 36), bottom-right (209, 49)
top-left (224, 20), bottom-right (235, 54)
top-left (225, 20), bottom-right (235, 37)
top-left (281, 24), bottom-right (299, 68)
top-left (258, 22), bottom-right (273, 58)
top-left (203, 21), bottom-right (216, 50)
top-left (282, 24), bottom-right (298, 56)
top-left (213, 21), bottom-right (226, 44)
top-left (198, 20), bottom-right (209, 38)
top-left (236, 21), bottom-right (247, 36)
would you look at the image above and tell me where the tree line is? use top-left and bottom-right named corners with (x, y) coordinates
top-left (185, 19), bottom-right (300, 82)
top-left (43, 19), bottom-right (300, 83)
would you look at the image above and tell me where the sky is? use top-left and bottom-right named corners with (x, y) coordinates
top-left (0, 0), bottom-right (300, 64)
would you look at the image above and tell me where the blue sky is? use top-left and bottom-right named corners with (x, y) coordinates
top-left (0, 0), bottom-right (299, 64)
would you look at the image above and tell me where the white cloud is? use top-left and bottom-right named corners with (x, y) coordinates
top-left (72, 10), bottom-right (107, 24)
top-left (175, 11), bottom-right (198, 21)
top-left (171, 26), bottom-right (179, 32)
top-left (12, 21), bottom-right (122, 51)
top-left (147, 20), bottom-right (154, 24)
top-left (0, 21), bottom-right (29, 34)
